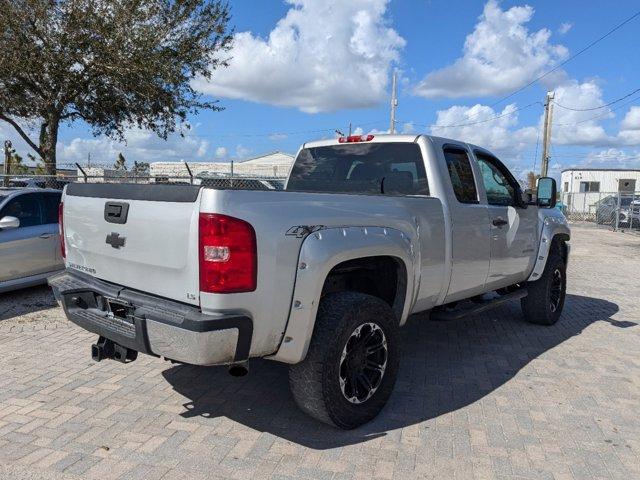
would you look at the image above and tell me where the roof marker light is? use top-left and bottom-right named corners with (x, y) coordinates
top-left (338, 134), bottom-right (375, 143)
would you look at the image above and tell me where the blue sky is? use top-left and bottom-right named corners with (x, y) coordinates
top-left (4, 0), bottom-right (640, 179)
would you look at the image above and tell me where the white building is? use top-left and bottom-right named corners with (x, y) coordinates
top-left (149, 151), bottom-right (295, 181)
top-left (561, 168), bottom-right (640, 194)
top-left (560, 168), bottom-right (640, 215)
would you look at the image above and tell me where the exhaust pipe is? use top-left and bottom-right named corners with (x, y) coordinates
top-left (91, 337), bottom-right (138, 363)
top-left (228, 361), bottom-right (249, 377)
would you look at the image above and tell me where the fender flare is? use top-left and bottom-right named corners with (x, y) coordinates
top-left (268, 226), bottom-right (417, 364)
top-left (527, 217), bottom-right (570, 282)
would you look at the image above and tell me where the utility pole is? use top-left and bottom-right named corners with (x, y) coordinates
top-left (389, 70), bottom-right (398, 134)
top-left (3, 140), bottom-right (12, 187)
top-left (540, 91), bottom-right (555, 177)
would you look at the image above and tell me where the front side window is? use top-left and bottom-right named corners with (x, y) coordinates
top-left (0, 193), bottom-right (43, 228)
top-left (443, 147), bottom-right (478, 204)
top-left (476, 154), bottom-right (517, 206)
top-left (287, 143), bottom-right (429, 196)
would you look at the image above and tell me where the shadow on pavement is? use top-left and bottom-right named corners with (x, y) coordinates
top-left (0, 285), bottom-right (57, 322)
top-left (163, 293), bottom-right (627, 449)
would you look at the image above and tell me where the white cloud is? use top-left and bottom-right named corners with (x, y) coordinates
top-left (215, 146), bottom-right (227, 158)
top-left (550, 80), bottom-right (615, 146)
top-left (193, 0), bottom-right (405, 113)
top-left (618, 106), bottom-right (640, 145)
top-left (56, 128), bottom-right (211, 166)
top-left (579, 148), bottom-right (640, 169)
top-left (401, 122), bottom-right (415, 134)
top-left (430, 103), bottom-right (536, 156)
top-left (558, 22), bottom-right (573, 35)
top-left (414, 0), bottom-right (567, 98)
top-left (235, 144), bottom-right (252, 158)
top-left (268, 133), bottom-right (288, 141)
top-left (620, 106), bottom-right (640, 130)
top-left (418, 79), bottom-right (637, 164)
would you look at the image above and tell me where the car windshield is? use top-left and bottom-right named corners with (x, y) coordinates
top-left (286, 143), bottom-right (429, 196)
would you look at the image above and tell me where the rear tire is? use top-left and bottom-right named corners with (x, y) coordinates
top-left (289, 292), bottom-right (400, 429)
top-left (521, 243), bottom-right (566, 325)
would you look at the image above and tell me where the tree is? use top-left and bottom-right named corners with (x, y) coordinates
top-left (3, 142), bottom-right (29, 175)
top-left (133, 161), bottom-right (150, 175)
top-left (0, 0), bottom-right (233, 179)
top-left (8, 152), bottom-right (29, 175)
top-left (114, 153), bottom-right (127, 171)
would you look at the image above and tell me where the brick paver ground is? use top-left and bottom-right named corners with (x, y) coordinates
top-left (0, 224), bottom-right (638, 480)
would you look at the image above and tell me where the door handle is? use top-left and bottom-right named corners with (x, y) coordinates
top-left (39, 233), bottom-right (53, 239)
top-left (492, 218), bottom-right (508, 227)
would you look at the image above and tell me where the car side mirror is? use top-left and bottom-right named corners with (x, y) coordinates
top-left (536, 177), bottom-right (557, 208)
top-left (0, 216), bottom-right (20, 230)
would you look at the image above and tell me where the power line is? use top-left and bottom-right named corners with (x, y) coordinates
top-left (488, 9), bottom-right (640, 108)
top-left (180, 119), bottom-right (388, 139)
top-left (554, 87), bottom-right (640, 112)
top-left (554, 93), bottom-right (640, 127)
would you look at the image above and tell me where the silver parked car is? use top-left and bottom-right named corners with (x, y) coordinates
top-left (0, 188), bottom-right (64, 293)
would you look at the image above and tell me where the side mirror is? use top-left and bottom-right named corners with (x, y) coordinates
top-left (536, 177), bottom-right (557, 208)
top-left (0, 216), bottom-right (20, 230)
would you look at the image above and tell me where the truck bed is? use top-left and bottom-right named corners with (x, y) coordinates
top-left (61, 183), bottom-right (446, 358)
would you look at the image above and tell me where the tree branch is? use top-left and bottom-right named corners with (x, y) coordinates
top-left (0, 114), bottom-right (43, 157)
top-left (60, 110), bottom-right (86, 121)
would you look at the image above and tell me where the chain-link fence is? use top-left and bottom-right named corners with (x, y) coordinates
top-left (0, 172), bottom-right (287, 191)
top-left (561, 191), bottom-right (640, 232)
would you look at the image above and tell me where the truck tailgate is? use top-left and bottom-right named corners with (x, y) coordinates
top-left (63, 184), bottom-right (201, 306)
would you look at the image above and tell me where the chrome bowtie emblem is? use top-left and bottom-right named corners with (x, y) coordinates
top-left (105, 232), bottom-right (126, 249)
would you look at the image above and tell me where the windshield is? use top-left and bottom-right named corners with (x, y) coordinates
top-left (286, 143), bottom-right (429, 196)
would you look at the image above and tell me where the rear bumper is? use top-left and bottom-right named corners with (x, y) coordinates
top-left (48, 270), bottom-right (252, 366)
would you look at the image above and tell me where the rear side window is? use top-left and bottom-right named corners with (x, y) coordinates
top-left (443, 147), bottom-right (478, 204)
top-left (287, 143), bottom-right (429, 196)
top-left (42, 192), bottom-right (62, 224)
top-left (0, 193), bottom-right (43, 227)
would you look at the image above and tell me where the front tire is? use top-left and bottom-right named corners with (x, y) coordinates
top-left (521, 244), bottom-right (566, 325)
top-left (289, 292), bottom-right (400, 429)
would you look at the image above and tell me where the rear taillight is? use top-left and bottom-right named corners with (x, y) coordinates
top-left (199, 213), bottom-right (257, 293)
top-left (58, 202), bottom-right (65, 259)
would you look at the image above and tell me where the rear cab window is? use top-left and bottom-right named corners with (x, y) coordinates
top-left (443, 147), bottom-right (478, 204)
top-left (287, 143), bottom-right (429, 196)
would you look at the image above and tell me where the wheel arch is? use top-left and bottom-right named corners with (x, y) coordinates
top-left (269, 226), bottom-right (417, 364)
top-left (527, 217), bottom-right (571, 282)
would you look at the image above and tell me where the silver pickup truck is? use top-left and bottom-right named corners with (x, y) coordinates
top-left (49, 134), bottom-right (570, 429)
